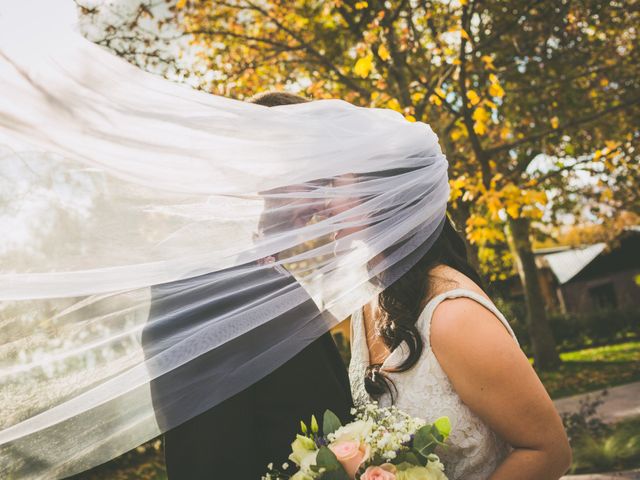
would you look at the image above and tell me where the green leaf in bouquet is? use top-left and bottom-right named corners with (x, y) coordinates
top-left (433, 416), bottom-right (451, 440)
top-left (394, 451), bottom-right (422, 466)
top-left (412, 424), bottom-right (447, 459)
top-left (322, 410), bottom-right (342, 436)
top-left (315, 446), bottom-right (350, 480)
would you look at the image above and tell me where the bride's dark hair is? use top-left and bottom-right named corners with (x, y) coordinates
top-left (364, 214), bottom-right (486, 400)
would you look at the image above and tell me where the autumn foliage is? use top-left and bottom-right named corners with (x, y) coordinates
top-left (82, 0), bottom-right (640, 368)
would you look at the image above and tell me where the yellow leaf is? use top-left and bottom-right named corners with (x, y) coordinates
top-left (451, 128), bottom-right (464, 141)
top-left (355, 1), bottom-right (368, 9)
top-left (466, 90), bottom-right (480, 105)
top-left (452, 176), bottom-right (467, 189)
top-left (483, 99), bottom-right (497, 109)
top-left (472, 107), bottom-right (489, 122)
top-left (460, 29), bottom-right (471, 41)
top-left (452, 58), bottom-right (461, 65)
top-left (594, 149), bottom-right (602, 160)
top-left (176, 0), bottom-right (187, 8)
top-left (460, 0), bottom-right (468, 4)
top-left (429, 94), bottom-right (442, 106)
top-left (411, 91), bottom-right (425, 103)
top-left (506, 203), bottom-right (520, 218)
top-left (489, 73), bottom-right (499, 84)
top-left (488, 82), bottom-right (505, 98)
top-left (604, 140), bottom-right (619, 151)
top-left (387, 98), bottom-right (402, 112)
top-left (550, 116), bottom-right (559, 129)
top-left (473, 121), bottom-right (487, 135)
top-left (600, 78), bottom-right (609, 87)
top-left (404, 114), bottom-right (416, 122)
top-left (487, 196), bottom-right (502, 216)
top-left (377, 44), bottom-right (390, 61)
top-left (354, 53), bottom-right (373, 78)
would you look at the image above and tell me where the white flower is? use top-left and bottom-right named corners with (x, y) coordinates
top-left (328, 419), bottom-right (374, 443)
top-left (289, 435), bottom-right (318, 472)
top-left (384, 450), bottom-right (397, 460)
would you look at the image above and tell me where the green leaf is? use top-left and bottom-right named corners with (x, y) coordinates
top-left (433, 416), bottom-right (451, 439)
top-left (322, 409), bottom-right (342, 436)
top-left (395, 451), bottom-right (422, 466)
top-left (316, 446), bottom-right (341, 469)
top-left (315, 446), bottom-right (350, 480)
top-left (413, 424), bottom-right (445, 458)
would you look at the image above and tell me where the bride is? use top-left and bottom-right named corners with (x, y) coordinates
top-left (336, 198), bottom-right (572, 479)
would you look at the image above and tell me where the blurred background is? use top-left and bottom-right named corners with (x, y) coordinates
top-left (65, 0), bottom-right (640, 477)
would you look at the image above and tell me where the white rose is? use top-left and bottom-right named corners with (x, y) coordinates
top-left (330, 419), bottom-right (374, 443)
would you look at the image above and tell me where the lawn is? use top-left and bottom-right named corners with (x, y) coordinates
top-left (538, 341), bottom-right (640, 399)
top-left (569, 416), bottom-right (640, 475)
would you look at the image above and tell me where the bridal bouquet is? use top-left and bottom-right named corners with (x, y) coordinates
top-left (263, 403), bottom-right (450, 480)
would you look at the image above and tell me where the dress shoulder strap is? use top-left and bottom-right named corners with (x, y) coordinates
top-left (416, 288), bottom-right (520, 347)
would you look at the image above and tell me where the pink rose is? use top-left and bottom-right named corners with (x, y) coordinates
top-left (360, 464), bottom-right (397, 480)
top-left (328, 441), bottom-right (368, 479)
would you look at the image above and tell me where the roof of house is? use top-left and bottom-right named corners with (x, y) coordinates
top-left (538, 243), bottom-right (607, 285)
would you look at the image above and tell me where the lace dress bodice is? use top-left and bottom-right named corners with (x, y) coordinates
top-left (349, 288), bottom-right (520, 480)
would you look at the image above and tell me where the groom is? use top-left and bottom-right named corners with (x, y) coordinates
top-left (142, 91), bottom-right (353, 479)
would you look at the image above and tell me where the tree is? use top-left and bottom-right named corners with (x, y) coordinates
top-left (80, 0), bottom-right (640, 370)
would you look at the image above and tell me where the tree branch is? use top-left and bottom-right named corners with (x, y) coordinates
top-left (487, 98), bottom-right (640, 161)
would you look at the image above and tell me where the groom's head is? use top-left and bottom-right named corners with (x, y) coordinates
top-left (248, 91), bottom-right (310, 107)
top-left (249, 92), bottom-right (325, 236)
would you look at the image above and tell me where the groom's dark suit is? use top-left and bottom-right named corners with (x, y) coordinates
top-left (142, 261), bottom-right (353, 479)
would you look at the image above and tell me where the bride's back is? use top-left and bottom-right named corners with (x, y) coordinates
top-left (350, 269), bottom-right (520, 480)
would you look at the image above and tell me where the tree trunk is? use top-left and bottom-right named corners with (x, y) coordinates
top-left (508, 216), bottom-right (561, 370)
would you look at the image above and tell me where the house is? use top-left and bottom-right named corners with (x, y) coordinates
top-left (533, 227), bottom-right (640, 314)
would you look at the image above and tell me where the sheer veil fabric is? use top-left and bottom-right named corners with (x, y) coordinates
top-left (0, 1), bottom-right (449, 478)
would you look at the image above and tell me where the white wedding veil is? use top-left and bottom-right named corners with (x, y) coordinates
top-left (0, 1), bottom-right (449, 478)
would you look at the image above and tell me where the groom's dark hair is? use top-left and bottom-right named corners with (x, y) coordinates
top-left (248, 91), bottom-right (309, 107)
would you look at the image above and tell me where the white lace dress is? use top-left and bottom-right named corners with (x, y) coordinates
top-left (349, 288), bottom-right (521, 480)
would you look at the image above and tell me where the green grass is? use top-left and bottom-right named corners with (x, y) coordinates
top-left (560, 341), bottom-right (640, 362)
top-left (537, 341), bottom-right (640, 399)
top-left (570, 416), bottom-right (640, 475)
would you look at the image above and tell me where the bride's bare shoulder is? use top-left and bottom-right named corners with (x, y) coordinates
top-left (426, 264), bottom-right (487, 300)
top-left (426, 264), bottom-right (512, 348)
